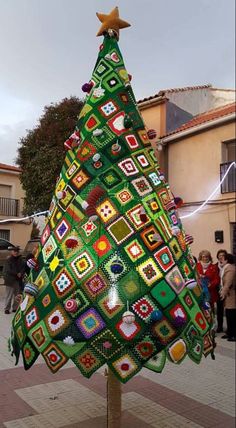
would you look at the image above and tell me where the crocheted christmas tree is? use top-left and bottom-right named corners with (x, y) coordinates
top-left (10, 8), bottom-right (214, 383)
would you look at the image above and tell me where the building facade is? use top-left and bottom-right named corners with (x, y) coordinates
top-left (138, 86), bottom-right (236, 259)
top-left (0, 163), bottom-right (32, 248)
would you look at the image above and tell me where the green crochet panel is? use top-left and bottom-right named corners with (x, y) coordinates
top-left (10, 34), bottom-right (214, 383)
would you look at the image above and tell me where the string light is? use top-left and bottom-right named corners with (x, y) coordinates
top-left (0, 210), bottom-right (48, 224)
top-left (0, 162), bottom-right (234, 224)
top-left (180, 161), bottom-right (235, 219)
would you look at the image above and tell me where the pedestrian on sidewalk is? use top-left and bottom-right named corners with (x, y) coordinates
top-left (196, 250), bottom-right (219, 306)
top-left (215, 249), bottom-right (228, 333)
top-left (3, 246), bottom-right (25, 314)
top-left (220, 253), bottom-right (236, 342)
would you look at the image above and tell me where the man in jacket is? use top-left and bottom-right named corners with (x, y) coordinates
top-left (3, 246), bottom-right (25, 314)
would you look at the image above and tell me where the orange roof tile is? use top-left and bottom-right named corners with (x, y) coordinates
top-left (137, 84), bottom-right (212, 104)
top-left (162, 102), bottom-right (236, 138)
top-left (0, 163), bottom-right (21, 172)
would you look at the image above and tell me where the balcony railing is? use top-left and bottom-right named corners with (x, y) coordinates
top-left (220, 162), bottom-right (236, 193)
top-left (0, 197), bottom-right (19, 217)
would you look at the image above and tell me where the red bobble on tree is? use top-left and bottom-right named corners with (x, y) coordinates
top-left (82, 82), bottom-right (93, 93)
top-left (147, 129), bottom-right (157, 140)
top-left (65, 237), bottom-right (79, 249)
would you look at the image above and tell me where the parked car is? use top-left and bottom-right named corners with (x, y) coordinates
top-left (0, 238), bottom-right (15, 276)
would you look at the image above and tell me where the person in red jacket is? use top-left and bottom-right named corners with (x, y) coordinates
top-left (196, 250), bottom-right (220, 306)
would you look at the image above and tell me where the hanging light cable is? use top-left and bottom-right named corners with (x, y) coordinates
top-left (0, 163), bottom-right (235, 224)
top-left (180, 161), bottom-right (236, 219)
top-left (0, 210), bottom-right (49, 223)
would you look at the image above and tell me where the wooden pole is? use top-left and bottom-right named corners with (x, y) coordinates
top-left (107, 367), bottom-right (122, 428)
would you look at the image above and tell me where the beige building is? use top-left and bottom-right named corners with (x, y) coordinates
top-left (138, 84), bottom-right (235, 161)
top-left (0, 163), bottom-right (32, 248)
top-left (139, 85), bottom-right (236, 259)
top-left (139, 89), bottom-right (235, 259)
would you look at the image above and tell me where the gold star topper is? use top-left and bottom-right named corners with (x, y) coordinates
top-left (96, 7), bottom-right (131, 40)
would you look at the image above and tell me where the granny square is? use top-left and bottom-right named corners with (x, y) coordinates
top-left (132, 296), bottom-right (155, 321)
top-left (107, 217), bottom-right (134, 245)
top-left (168, 338), bottom-right (187, 364)
top-left (140, 226), bottom-right (164, 251)
top-left (116, 319), bottom-right (141, 340)
top-left (126, 204), bottom-right (150, 229)
top-left (148, 172), bottom-right (162, 187)
top-left (154, 246), bottom-right (175, 273)
top-left (169, 238), bottom-right (183, 261)
top-left (77, 141), bottom-right (96, 162)
top-left (98, 295), bottom-right (124, 319)
top-left (83, 272), bottom-right (108, 299)
top-left (108, 111), bottom-right (126, 135)
top-left (136, 258), bottom-right (163, 286)
top-left (99, 99), bottom-right (119, 117)
top-left (81, 220), bottom-right (97, 237)
top-left (165, 267), bottom-right (185, 294)
top-left (151, 280), bottom-right (176, 308)
top-left (70, 251), bottom-right (95, 280)
top-left (125, 134), bottom-right (140, 150)
top-left (93, 235), bottom-right (112, 257)
top-left (91, 329), bottom-right (123, 359)
top-left (55, 218), bottom-right (70, 242)
top-left (131, 176), bottom-right (153, 196)
top-left (25, 307), bottom-right (39, 330)
top-left (52, 268), bottom-right (75, 298)
top-left (152, 318), bottom-right (176, 344)
top-left (96, 199), bottom-right (118, 223)
top-left (124, 239), bottom-right (145, 262)
top-left (72, 347), bottom-right (104, 377)
top-left (29, 321), bottom-right (51, 351)
top-left (116, 188), bottom-right (133, 205)
top-left (111, 353), bottom-right (140, 382)
top-left (42, 343), bottom-right (68, 373)
top-left (45, 305), bottom-right (71, 337)
top-left (42, 235), bottom-right (57, 263)
top-left (22, 340), bottom-right (39, 369)
top-left (144, 350), bottom-right (166, 373)
top-left (118, 158), bottom-right (139, 176)
top-left (72, 169), bottom-right (90, 190)
top-left (135, 335), bottom-right (156, 360)
top-left (100, 168), bottom-right (122, 188)
top-left (85, 114), bottom-right (100, 132)
top-left (76, 308), bottom-right (105, 339)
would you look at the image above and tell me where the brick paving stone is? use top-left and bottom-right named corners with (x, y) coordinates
top-left (216, 345), bottom-right (235, 359)
top-left (0, 297), bottom-right (235, 428)
top-left (1, 365), bottom-right (235, 428)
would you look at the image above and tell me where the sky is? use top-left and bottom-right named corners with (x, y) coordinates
top-left (0, 0), bottom-right (235, 166)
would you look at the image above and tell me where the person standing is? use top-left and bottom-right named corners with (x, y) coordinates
top-left (196, 250), bottom-right (220, 306)
top-left (220, 253), bottom-right (236, 342)
top-left (3, 246), bottom-right (25, 314)
top-left (216, 249), bottom-right (228, 333)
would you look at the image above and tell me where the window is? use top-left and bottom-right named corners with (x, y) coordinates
top-left (221, 140), bottom-right (236, 193)
top-left (222, 140), bottom-right (236, 163)
top-left (0, 185), bottom-right (12, 198)
top-left (0, 230), bottom-right (10, 242)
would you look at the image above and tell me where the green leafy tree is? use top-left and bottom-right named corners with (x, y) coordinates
top-left (17, 97), bottom-right (83, 214)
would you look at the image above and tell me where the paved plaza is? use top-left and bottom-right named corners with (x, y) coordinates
top-left (0, 291), bottom-right (235, 428)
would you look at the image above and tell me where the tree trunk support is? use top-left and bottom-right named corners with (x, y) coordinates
top-left (107, 367), bottom-right (122, 428)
